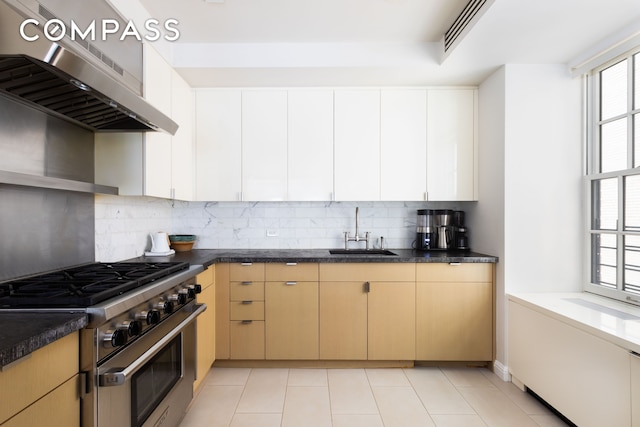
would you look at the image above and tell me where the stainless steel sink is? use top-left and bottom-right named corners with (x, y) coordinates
top-left (329, 249), bottom-right (397, 256)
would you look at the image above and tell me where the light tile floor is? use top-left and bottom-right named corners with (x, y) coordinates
top-left (180, 367), bottom-right (570, 427)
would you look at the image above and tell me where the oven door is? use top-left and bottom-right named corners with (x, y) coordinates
top-left (96, 301), bottom-right (206, 427)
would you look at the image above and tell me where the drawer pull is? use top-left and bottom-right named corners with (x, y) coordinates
top-left (364, 281), bottom-right (370, 293)
top-left (286, 262), bottom-right (297, 266)
top-left (241, 300), bottom-right (253, 305)
top-left (241, 262), bottom-right (253, 266)
top-left (449, 262), bottom-right (462, 266)
top-left (285, 282), bottom-right (297, 286)
top-left (241, 320), bottom-right (253, 324)
top-left (241, 281), bottom-right (253, 285)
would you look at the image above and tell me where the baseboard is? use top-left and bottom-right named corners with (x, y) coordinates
top-left (492, 359), bottom-right (511, 382)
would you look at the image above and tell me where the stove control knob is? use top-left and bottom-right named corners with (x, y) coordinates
top-left (187, 284), bottom-right (202, 298)
top-left (178, 289), bottom-right (189, 304)
top-left (120, 320), bottom-right (142, 337)
top-left (148, 310), bottom-right (161, 324)
top-left (103, 328), bottom-right (128, 348)
top-left (155, 300), bottom-right (174, 314)
top-left (168, 292), bottom-right (187, 305)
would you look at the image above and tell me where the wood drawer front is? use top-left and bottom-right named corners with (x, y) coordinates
top-left (416, 263), bottom-right (492, 282)
top-left (197, 267), bottom-right (215, 291)
top-left (229, 263), bottom-right (265, 281)
top-left (2, 374), bottom-right (79, 427)
top-left (0, 332), bottom-right (79, 425)
top-left (230, 321), bottom-right (265, 360)
top-left (319, 263), bottom-right (415, 282)
top-left (230, 301), bottom-right (265, 320)
top-left (230, 281), bottom-right (265, 301)
top-left (265, 263), bottom-right (318, 281)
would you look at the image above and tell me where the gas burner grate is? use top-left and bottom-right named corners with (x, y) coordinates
top-left (0, 262), bottom-right (189, 308)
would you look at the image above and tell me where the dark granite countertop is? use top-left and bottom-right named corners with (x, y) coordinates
top-left (130, 248), bottom-right (498, 268)
top-left (0, 312), bottom-right (87, 369)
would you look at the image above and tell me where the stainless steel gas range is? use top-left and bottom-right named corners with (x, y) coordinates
top-left (0, 261), bottom-right (206, 427)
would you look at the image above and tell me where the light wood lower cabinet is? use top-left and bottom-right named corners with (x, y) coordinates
top-left (368, 281), bottom-right (416, 360)
top-left (194, 267), bottom-right (216, 392)
top-left (416, 263), bottom-right (493, 361)
top-left (1, 375), bottom-right (79, 427)
top-left (214, 261), bottom-right (494, 363)
top-left (265, 263), bottom-right (319, 359)
top-left (266, 281), bottom-right (319, 359)
top-left (0, 332), bottom-right (79, 426)
top-left (230, 320), bottom-right (265, 360)
top-left (319, 263), bottom-right (416, 361)
top-left (319, 281), bottom-right (367, 360)
top-left (228, 263), bottom-right (266, 359)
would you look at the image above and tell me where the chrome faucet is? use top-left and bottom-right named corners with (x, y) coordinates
top-left (344, 207), bottom-right (370, 250)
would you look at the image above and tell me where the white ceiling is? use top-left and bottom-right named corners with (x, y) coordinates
top-left (126, 0), bottom-right (640, 87)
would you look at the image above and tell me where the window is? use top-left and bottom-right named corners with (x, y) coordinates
top-left (587, 48), bottom-right (640, 305)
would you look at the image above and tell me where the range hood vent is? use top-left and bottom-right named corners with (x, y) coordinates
top-left (0, 55), bottom-right (155, 131)
top-left (0, 0), bottom-right (178, 134)
top-left (443, 0), bottom-right (493, 53)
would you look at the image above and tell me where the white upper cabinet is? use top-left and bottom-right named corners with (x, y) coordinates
top-left (189, 86), bottom-right (477, 202)
top-left (334, 89), bottom-right (381, 201)
top-left (242, 90), bottom-right (288, 201)
top-left (141, 44), bottom-right (172, 199)
top-left (195, 89), bottom-right (242, 201)
top-left (426, 89), bottom-right (477, 201)
top-left (169, 71), bottom-right (194, 201)
top-left (287, 90), bottom-right (334, 201)
top-left (95, 44), bottom-right (194, 201)
top-left (380, 89), bottom-right (427, 201)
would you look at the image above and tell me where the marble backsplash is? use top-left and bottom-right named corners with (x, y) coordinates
top-left (95, 195), bottom-right (472, 262)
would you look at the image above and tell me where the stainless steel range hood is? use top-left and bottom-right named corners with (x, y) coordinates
top-left (0, 0), bottom-right (178, 134)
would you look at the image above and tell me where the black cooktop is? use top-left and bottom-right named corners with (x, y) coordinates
top-left (0, 262), bottom-right (189, 308)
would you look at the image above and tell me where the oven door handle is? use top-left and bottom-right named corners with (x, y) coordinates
top-left (99, 303), bottom-right (207, 387)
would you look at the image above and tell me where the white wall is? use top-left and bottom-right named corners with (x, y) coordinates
top-left (503, 64), bottom-right (583, 294)
top-left (470, 66), bottom-right (507, 369)
top-left (473, 64), bottom-right (583, 377)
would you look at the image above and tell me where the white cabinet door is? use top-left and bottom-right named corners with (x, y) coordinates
top-left (143, 43), bottom-right (172, 117)
top-left (633, 352), bottom-right (640, 427)
top-left (170, 71), bottom-right (194, 201)
top-left (242, 90), bottom-right (288, 201)
top-left (143, 44), bottom-right (173, 199)
top-left (287, 90), bottom-right (334, 201)
top-left (334, 89), bottom-right (380, 201)
top-left (195, 89), bottom-right (242, 201)
top-left (380, 89), bottom-right (427, 201)
top-left (96, 44), bottom-right (194, 200)
top-left (426, 89), bottom-right (477, 201)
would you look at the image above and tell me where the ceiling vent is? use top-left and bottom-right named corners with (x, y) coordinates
top-left (442, 0), bottom-right (495, 60)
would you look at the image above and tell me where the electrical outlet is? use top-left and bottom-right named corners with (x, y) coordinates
top-left (266, 229), bottom-right (279, 237)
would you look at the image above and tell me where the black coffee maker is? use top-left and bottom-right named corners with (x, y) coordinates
top-left (453, 210), bottom-right (470, 250)
top-left (416, 209), bottom-right (436, 250)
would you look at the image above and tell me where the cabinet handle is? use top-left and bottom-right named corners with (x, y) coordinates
top-left (364, 281), bottom-right (370, 293)
top-left (286, 262), bottom-right (297, 266)
top-left (241, 300), bottom-right (253, 304)
top-left (241, 262), bottom-right (253, 266)
top-left (241, 281), bottom-right (253, 285)
top-left (449, 262), bottom-right (462, 266)
top-left (241, 320), bottom-right (253, 324)
top-left (285, 282), bottom-right (297, 286)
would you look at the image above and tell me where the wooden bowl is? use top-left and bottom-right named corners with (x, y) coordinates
top-left (170, 241), bottom-right (194, 252)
